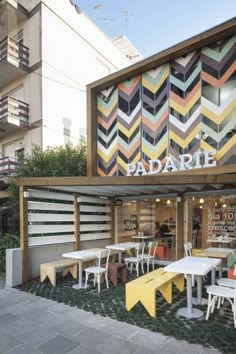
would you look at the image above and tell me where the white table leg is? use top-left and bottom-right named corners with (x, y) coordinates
top-left (118, 251), bottom-right (122, 263)
top-left (211, 268), bottom-right (216, 285)
top-left (218, 262), bottom-right (222, 279)
top-left (73, 260), bottom-right (84, 289)
top-left (177, 274), bottom-right (204, 318)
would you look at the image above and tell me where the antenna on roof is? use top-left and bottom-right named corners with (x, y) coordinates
top-left (121, 10), bottom-right (134, 34)
top-left (93, 4), bottom-right (102, 21)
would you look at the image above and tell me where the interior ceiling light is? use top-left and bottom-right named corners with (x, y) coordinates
top-left (215, 202), bottom-right (218, 207)
top-left (200, 205), bottom-right (203, 209)
top-left (199, 198), bottom-right (204, 204)
top-left (167, 199), bottom-right (171, 205)
top-left (156, 198), bottom-right (160, 202)
top-left (222, 203), bottom-right (227, 208)
top-left (192, 196), bottom-right (195, 201)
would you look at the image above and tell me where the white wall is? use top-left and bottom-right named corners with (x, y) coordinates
top-left (40, 0), bottom-right (131, 148)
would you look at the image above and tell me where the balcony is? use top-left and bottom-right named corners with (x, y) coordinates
top-left (0, 155), bottom-right (22, 177)
top-left (0, 96), bottom-right (29, 138)
top-left (0, 36), bottom-right (29, 89)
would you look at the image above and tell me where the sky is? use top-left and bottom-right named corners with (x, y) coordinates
top-left (76, 0), bottom-right (236, 58)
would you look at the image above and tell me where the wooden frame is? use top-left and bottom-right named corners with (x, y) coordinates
top-left (87, 18), bottom-right (236, 177)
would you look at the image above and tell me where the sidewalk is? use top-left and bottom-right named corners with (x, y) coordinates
top-left (0, 277), bottom-right (221, 354)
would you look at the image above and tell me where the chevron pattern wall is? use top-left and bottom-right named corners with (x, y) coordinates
top-left (96, 34), bottom-right (236, 176)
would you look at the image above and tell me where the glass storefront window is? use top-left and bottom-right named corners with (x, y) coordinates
top-left (188, 193), bottom-right (236, 250)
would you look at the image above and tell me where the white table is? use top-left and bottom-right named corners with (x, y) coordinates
top-left (165, 256), bottom-right (221, 319)
top-left (106, 242), bottom-right (139, 262)
top-left (62, 248), bottom-right (104, 289)
top-left (205, 247), bottom-right (235, 254)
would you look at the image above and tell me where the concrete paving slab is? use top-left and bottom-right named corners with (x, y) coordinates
top-left (0, 296), bottom-right (21, 309)
top-left (0, 332), bottom-right (20, 353)
top-left (5, 343), bottom-right (43, 354)
top-left (88, 316), bottom-right (140, 339)
top-left (37, 334), bottom-right (78, 354)
top-left (0, 312), bottom-right (20, 328)
top-left (128, 328), bottom-right (168, 351)
top-left (30, 311), bottom-right (66, 328)
top-left (97, 335), bottom-right (139, 354)
top-left (134, 346), bottom-right (158, 354)
top-left (67, 343), bottom-right (101, 354)
top-left (156, 337), bottom-right (203, 353)
top-left (7, 302), bottom-right (35, 315)
top-left (72, 327), bottom-right (111, 349)
top-left (3, 318), bottom-right (39, 337)
top-left (17, 325), bottom-right (57, 348)
top-left (19, 307), bottom-right (51, 322)
top-left (51, 319), bottom-right (88, 338)
top-left (46, 302), bottom-right (70, 315)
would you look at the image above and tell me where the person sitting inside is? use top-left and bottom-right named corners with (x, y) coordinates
top-left (160, 221), bottom-right (170, 236)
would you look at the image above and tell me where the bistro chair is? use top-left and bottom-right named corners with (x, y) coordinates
top-left (84, 249), bottom-right (110, 293)
top-left (142, 241), bottom-right (158, 273)
top-left (124, 242), bottom-right (145, 277)
top-left (206, 285), bottom-right (236, 328)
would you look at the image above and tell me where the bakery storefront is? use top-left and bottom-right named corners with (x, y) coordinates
top-left (18, 19), bottom-right (236, 281)
top-left (86, 18), bottom-right (236, 260)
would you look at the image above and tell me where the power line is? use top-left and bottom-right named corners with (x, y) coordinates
top-left (31, 71), bottom-right (86, 92)
top-left (43, 60), bottom-right (86, 90)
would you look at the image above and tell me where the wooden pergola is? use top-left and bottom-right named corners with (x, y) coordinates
top-left (17, 164), bottom-right (236, 282)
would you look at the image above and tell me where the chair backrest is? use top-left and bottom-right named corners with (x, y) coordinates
top-left (135, 242), bottom-right (145, 258)
top-left (147, 241), bottom-right (158, 256)
top-left (96, 249), bottom-right (110, 271)
top-left (184, 242), bottom-right (192, 257)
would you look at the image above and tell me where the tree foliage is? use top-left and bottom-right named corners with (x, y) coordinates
top-left (17, 142), bottom-right (87, 177)
top-left (7, 142), bottom-right (87, 204)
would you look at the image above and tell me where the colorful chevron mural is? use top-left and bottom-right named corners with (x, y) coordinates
top-left (96, 34), bottom-right (236, 176)
top-left (142, 64), bottom-right (169, 169)
top-left (201, 35), bottom-right (236, 165)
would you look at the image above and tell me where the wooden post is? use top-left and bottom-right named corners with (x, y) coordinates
top-left (73, 193), bottom-right (80, 251)
top-left (110, 199), bottom-right (115, 244)
top-left (20, 186), bottom-right (28, 283)
top-left (176, 195), bottom-right (184, 260)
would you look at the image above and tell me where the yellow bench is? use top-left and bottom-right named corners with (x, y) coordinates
top-left (40, 259), bottom-right (78, 286)
top-left (126, 267), bottom-right (184, 317)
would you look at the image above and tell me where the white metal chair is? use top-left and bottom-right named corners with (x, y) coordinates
top-left (184, 242), bottom-right (195, 286)
top-left (206, 285), bottom-right (236, 328)
top-left (142, 241), bottom-right (158, 273)
top-left (84, 249), bottom-right (110, 293)
top-left (184, 242), bottom-right (193, 257)
top-left (124, 242), bottom-right (145, 277)
top-left (184, 242), bottom-right (207, 285)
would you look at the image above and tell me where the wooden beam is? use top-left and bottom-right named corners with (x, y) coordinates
top-left (0, 191), bottom-right (9, 198)
top-left (19, 186), bottom-right (28, 283)
top-left (16, 168), bottom-right (236, 187)
top-left (87, 87), bottom-right (97, 177)
top-left (87, 18), bottom-right (236, 92)
top-left (176, 195), bottom-right (184, 260)
top-left (73, 193), bottom-right (80, 251)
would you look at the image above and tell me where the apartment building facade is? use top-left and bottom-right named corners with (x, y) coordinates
top-left (0, 0), bottom-right (138, 177)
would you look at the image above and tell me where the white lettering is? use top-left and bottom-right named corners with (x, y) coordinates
top-left (203, 150), bottom-right (216, 168)
top-left (162, 156), bottom-right (178, 173)
top-left (126, 163), bottom-right (136, 176)
top-left (179, 153), bottom-right (193, 170)
top-left (149, 159), bottom-right (163, 174)
top-left (194, 150), bottom-right (202, 169)
top-left (134, 162), bottom-right (147, 176)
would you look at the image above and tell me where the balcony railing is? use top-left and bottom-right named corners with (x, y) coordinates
top-left (0, 156), bottom-right (22, 177)
top-left (0, 35), bottom-right (29, 68)
top-left (0, 96), bottom-right (29, 125)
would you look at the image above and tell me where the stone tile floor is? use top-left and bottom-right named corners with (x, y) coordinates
top-left (0, 273), bottom-right (222, 354)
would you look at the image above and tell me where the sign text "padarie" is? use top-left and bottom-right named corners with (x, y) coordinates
top-left (126, 150), bottom-right (216, 176)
